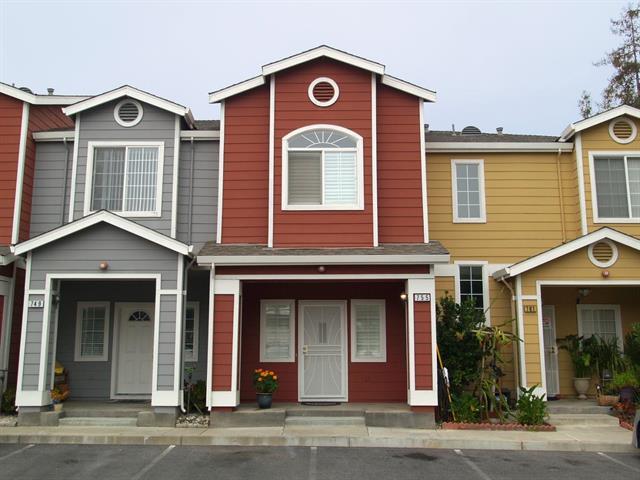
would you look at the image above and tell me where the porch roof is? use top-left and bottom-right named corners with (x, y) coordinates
top-left (492, 227), bottom-right (640, 280)
top-left (197, 241), bottom-right (449, 265)
top-left (12, 210), bottom-right (193, 257)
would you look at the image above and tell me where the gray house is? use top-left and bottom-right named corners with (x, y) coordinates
top-left (12, 86), bottom-right (219, 425)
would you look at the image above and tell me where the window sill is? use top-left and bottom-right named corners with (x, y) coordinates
top-left (258, 357), bottom-right (295, 363)
top-left (84, 209), bottom-right (162, 219)
top-left (452, 217), bottom-right (487, 224)
top-left (593, 217), bottom-right (640, 224)
top-left (351, 356), bottom-right (387, 363)
top-left (283, 204), bottom-right (364, 212)
top-left (73, 356), bottom-right (108, 362)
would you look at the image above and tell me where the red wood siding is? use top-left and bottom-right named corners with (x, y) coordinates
top-left (216, 264), bottom-right (429, 276)
top-left (413, 301), bottom-right (432, 389)
top-left (239, 281), bottom-right (407, 403)
top-left (273, 58), bottom-right (373, 247)
top-left (0, 95), bottom-right (23, 245)
top-left (221, 85), bottom-right (270, 244)
top-left (21, 106), bottom-right (74, 241)
top-left (377, 84), bottom-right (424, 243)
top-left (212, 294), bottom-right (235, 390)
top-left (8, 267), bottom-right (24, 387)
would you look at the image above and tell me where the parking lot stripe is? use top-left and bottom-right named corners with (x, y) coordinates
top-left (131, 445), bottom-right (176, 480)
top-left (597, 452), bottom-right (640, 473)
top-left (0, 444), bottom-right (34, 462)
top-left (308, 446), bottom-right (318, 480)
top-left (454, 449), bottom-right (493, 480)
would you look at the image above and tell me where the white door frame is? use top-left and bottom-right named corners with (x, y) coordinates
top-left (298, 300), bottom-right (348, 402)
top-left (541, 304), bottom-right (559, 397)
top-left (110, 302), bottom-right (155, 400)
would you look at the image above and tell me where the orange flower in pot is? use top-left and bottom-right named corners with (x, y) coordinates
top-left (253, 368), bottom-right (279, 409)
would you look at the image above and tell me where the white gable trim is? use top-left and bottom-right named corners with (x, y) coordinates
top-left (0, 83), bottom-right (88, 105)
top-left (63, 86), bottom-right (194, 126)
top-left (12, 210), bottom-right (192, 256)
top-left (559, 105), bottom-right (640, 141)
top-left (380, 75), bottom-right (436, 102)
top-left (209, 76), bottom-right (266, 103)
top-left (426, 142), bottom-right (572, 153)
top-left (492, 227), bottom-right (640, 279)
top-left (197, 253), bottom-right (449, 266)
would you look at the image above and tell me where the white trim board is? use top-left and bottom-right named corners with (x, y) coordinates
top-left (215, 101), bottom-right (225, 244)
top-left (575, 133), bottom-right (588, 235)
top-left (33, 130), bottom-right (75, 142)
top-left (268, 75), bottom-right (275, 248)
top-left (419, 99), bottom-right (429, 243)
top-left (199, 253), bottom-right (449, 266)
top-left (0, 82), bottom-right (88, 105)
top-left (559, 105), bottom-right (640, 142)
top-left (68, 113), bottom-right (81, 223)
top-left (371, 74), bottom-right (379, 247)
top-left (11, 102), bottom-right (29, 245)
top-left (13, 210), bottom-right (192, 256)
top-left (171, 116), bottom-right (181, 237)
top-left (179, 130), bottom-right (220, 140)
top-left (493, 227), bottom-right (640, 279)
top-left (426, 142), bottom-right (573, 153)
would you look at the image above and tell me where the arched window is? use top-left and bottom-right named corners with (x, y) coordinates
top-left (282, 125), bottom-right (364, 210)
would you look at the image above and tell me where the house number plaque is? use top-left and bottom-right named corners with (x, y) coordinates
top-left (413, 293), bottom-right (431, 302)
top-left (28, 299), bottom-right (44, 309)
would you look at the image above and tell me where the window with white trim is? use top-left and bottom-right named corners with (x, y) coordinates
top-left (351, 300), bottom-right (386, 362)
top-left (87, 142), bottom-right (163, 216)
top-left (184, 302), bottom-right (199, 362)
top-left (458, 265), bottom-right (484, 310)
top-left (592, 155), bottom-right (640, 220)
top-left (260, 300), bottom-right (295, 362)
top-left (577, 305), bottom-right (623, 348)
top-left (452, 160), bottom-right (486, 222)
top-left (74, 302), bottom-right (110, 361)
top-left (283, 126), bottom-right (363, 210)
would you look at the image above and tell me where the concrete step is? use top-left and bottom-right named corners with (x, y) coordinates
top-left (546, 403), bottom-right (611, 415)
top-left (62, 408), bottom-right (142, 418)
top-left (285, 416), bottom-right (365, 426)
top-left (548, 414), bottom-right (619, 426)
top-left (286, 408), bottom-right (365, 418)
top-left (58, 417), bottom-right (138, 427)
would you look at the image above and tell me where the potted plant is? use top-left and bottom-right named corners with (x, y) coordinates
top-left (558, 335), bottom-right (593, 399)
top-left (50, 387), bottom-right (65, 412)
top-left (253, 368), bottom-right (278, 409)
top-left (610, 370), bottom-right (640, 403)
top-left (591, 336), bottom-right (625, 406)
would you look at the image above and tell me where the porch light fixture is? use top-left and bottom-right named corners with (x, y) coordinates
top-left (578, 288), bottom-right (591, 297)
top-left (99, 261), bottom-right (109, 271)
top-left (317, 265), bottom-right (326, 273)
top-left (602, 270), bottom-right (610, 278)
top-left (400, 292), bottom-right (408, 301)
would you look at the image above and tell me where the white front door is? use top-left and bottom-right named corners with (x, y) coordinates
top-left (299, 301), bottom-right (348, 402)
top-left (115, 303), bottom-right (154, 396)
top-left (542, 305), bottom-right (560, 398)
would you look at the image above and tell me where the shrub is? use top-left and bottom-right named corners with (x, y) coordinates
top-left (557, 335), bottom-right (594, 378)
top-left (625, 323), bottom-right (640, 367)
top-left (253, 368), bottom-right (278, 394)
top-left (515, 385), bottom-right (547, 426)
top-left (190, 380), bottom-right (206, 413)
top-left (451, 392), bottom-right (480, 423)
top-left (1, 387), bottom-right (16, 415)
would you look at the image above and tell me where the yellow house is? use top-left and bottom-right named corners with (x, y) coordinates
top-left (426, 105), bottom-right (640, 399)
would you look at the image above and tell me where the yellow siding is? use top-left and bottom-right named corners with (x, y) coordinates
top-left (427, 152), bottom-right (580, 263)
top-left (581, 116), bottom-right (640, 236)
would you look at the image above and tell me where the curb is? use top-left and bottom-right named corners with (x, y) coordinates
top-left (0, 432), bottom-right (635, 452)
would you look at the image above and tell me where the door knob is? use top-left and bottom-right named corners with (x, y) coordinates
top-left (302, 345), bottom-right (308, 354)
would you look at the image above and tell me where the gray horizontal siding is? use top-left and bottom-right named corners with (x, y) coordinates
top-left (73, 100), bottom-right (178, 235)
top-left (31, 142), bottom-right (73, 237)
top-left (177, 140), bottom-right (219, 247)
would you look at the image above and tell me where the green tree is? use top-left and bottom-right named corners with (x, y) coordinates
top-left (578, 90), bottom-right (593, 119)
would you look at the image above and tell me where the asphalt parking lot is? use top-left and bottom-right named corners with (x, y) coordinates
top-left (0, 443), bottom-right (638, 480)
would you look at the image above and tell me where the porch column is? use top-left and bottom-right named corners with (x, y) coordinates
top-left (516, 274), bottom-right (546, 398)
top-left (406, 277), bottom-right (437, 410)
top-left (208, 276), bottom-right (240, 410)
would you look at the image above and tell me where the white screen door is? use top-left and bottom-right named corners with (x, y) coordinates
top-left (542, 305), bottom-right (559, 398)
top-left (115, 303), bottom-right (154, 396)
top-left (299, 301), bottom-right (347, 401)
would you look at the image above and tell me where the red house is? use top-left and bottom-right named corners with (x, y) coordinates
top-left (0, 83), bottom-right (87, 391)
top-left (199, 46), bottom-right (448, 424)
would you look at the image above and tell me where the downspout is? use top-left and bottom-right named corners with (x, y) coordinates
top-left (556, 148), bottom-right (567, 243)
top-left (187, 137), bottom-right (195, 245)
top-left (179, 255), bottom-right (198, 414)
top-left (60, 137), bottom-right (71, 226)
top-left (499, 276), bottom-right (522, 394)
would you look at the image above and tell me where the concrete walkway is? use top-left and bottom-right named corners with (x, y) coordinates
top-left (0, 423), bottom-right (635, 453)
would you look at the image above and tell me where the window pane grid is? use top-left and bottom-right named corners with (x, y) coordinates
top-left (262, 303), bottom-right (292, 360)
top-left (455, 163), bottom-right (482, 219)
top-left (80, 306), bottom-right (106, 357)
top-left (354, 304), bottom-right (382, 358)
top-left (184, 307), bottom-right (195, 356)
top-left (594, 155), bottom-right (640, 219)
top-left (459, 265), bottom-right (484, 310)
top-left (580, 308), bottom-right (618, 343)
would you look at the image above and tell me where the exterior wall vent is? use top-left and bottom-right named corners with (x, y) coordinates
top-left (461, 126), bottom-right (481, 135)
top-left (608, 117), bottom-right (637, 144)
top-left (588, 239), bottom-right (618, 268)
top-left (308, 77), bottom-right (339, 107)
top-left (114, 99), bottom-right (143, 127)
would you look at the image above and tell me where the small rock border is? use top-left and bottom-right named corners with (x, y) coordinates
top-left (0, 415), bottom-right (17, 427)
top-left (442, 421), bottom-right (556, 432)
top-left (176, 413), bottom-right (209, 428)
top-left (619, 419), bottom-right (633, 431)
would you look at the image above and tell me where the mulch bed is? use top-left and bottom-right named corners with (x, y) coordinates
top-left (441, 421), bottom-right (556, 432)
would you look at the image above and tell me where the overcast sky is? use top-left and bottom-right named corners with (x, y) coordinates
top-left (0, 0), bottom-right (630, 135)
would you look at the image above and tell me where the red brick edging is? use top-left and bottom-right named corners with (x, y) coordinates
top-left (441, 422), bottom-right (556, 432)
top-left (619, 419), bottom-right (633, 431)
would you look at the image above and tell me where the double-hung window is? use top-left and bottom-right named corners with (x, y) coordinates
top-left (452, 159), bottom-right (486, 222)
top-left (283, 126), bottom-right (363, 210)
top-left (184, 302), bottom-right (199, 362)
top-left (75, 302), bottom-right (110, 362)
top-left (592, 154), bottom-right (640, 221)
top-left (458, 265), bottom-right (485, 311)
top-left (86, 142), bottom-right (164, 217)
top-left (350, 300), bottom-right (386, 362)
top-left (260, 300), bottom-right (295, 362)
top-left (577, 305), bottom-right (623, 349)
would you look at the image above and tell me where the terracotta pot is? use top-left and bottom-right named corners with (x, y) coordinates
top-left (573, 377), bottom-right (591, 399)
top-left (256, 393), bottom-right (273, 409)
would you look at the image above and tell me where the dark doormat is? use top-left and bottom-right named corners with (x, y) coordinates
top-left (300, 402), bottom-right (341, 406)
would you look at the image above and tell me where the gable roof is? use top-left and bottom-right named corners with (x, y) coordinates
top-left (0, 81), bottom-right (89, 106)
top-left (559, 105), bottom-right (640, 141)
top-left (62, 85), bottom-right (195, 127)
top-left (12, 210), bottom-right (193, 256)
top-left (492, 227), bottom-right (640, 280)
top-left (209, 45), bottom-right (436, 103)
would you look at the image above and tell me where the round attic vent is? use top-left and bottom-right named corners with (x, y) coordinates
top-left (114, 99), bottom-right (143, 127)
top-left (308, 77), bottom-right (339, 107)
top-left (588, 239), bottom-right (618, 268)
top-left (609, 118), bottom-right (636, 144)
top-left (461, 126), bottom-right (482, 135)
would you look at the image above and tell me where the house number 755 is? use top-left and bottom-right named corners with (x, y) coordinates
top-left (413, 293), bottom-right (431, 302)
